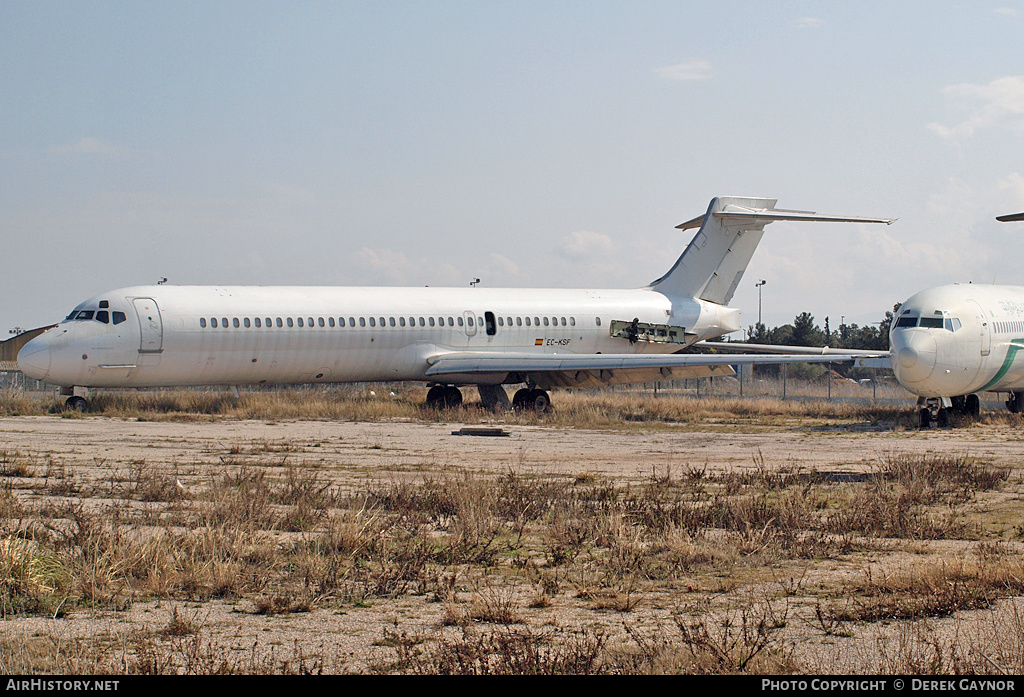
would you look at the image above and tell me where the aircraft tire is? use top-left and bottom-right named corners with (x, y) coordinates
top-left (512, 388), bottom-right (532, 410)
top-left (529, 389), bottom-right (551, 412)
top-left (966, 394), bottom-right (980, 418)
top-left (919, 408), bottom-right (931, 429)
top-left (65, 396), bottom-right (87, 412)
top-left (937, 408), bottom-right (949, 428)
top-left (442, 386), bottom-right (463, 408)
top-left (425, 385), bottom-right (446, 408)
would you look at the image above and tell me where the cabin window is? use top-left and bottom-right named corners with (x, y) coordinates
top-left (525, 317), bottom-right (531, 326)
top-left (399, 317), bottom-right (406, 327)
top-left (369, 317), bottom-right (376, 327)
top-left (308, 317), bottom-right (315, 327)
top-left (457, 317), bottom-right (464, 327)
top-left (389, 317), bottom-right (396, 327)
top-left (379, 317), bottom-right (385, 327)
top-left (211, 318), bottom-right (218, 328)
top-left (534, 317), bottom-right (540, 326)
top-left (254, 317), bottom-right (261, 328)
top-left (349, 317), bottom-right (355, 327)
top-left (221, 317), bottom-right (228, 328)
top-left (297, 317), bottom-right (304, 328)
top-left (569, 317), bottom-right (576, 326)
top-left (428, 317), bottom-right (435, 327)
top-left (276, 318), bottom-right (283, 328)
top-left (359, 317), bottom-right (366, 327)
top-left (243, 318), bottom-right (251, 328)
top-left (467, 316), bottom-right (474, 327)
top-left (319, 317), bottom-right (326, 327)
top-left (595, 317), bottom-right (602, 327)
top-left (328, 317), bottom-right (335, 327)
top-left (287, 318), bottom-right (294, 327)
top-left (497, 316), bottom-right (504, 327)
top-left (418, 317), bottom-right (425, 327)
top-left (447, 316), bottom-right (454, 326)
top-left (560, 317), bottom-right (566, 326)
top-left (231, 318), bottom-right (239, 328)
top-left (543, 317), bottom-right (549, 327)
top-left (200, 318), bottom-right (207, 328)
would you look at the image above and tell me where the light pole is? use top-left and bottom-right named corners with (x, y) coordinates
top-left (756, 280), bottom-right (767, 326)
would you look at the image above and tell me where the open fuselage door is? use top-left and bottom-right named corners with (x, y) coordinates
top-left (132, 298), bottom-right (164, 353)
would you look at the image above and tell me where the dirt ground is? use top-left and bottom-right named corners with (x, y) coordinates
top-left (3, 414), bottom-right (1024, 674)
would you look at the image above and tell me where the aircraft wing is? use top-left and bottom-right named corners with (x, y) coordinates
top-left (697, 342), bottom-right (893, 370)
top-left (425, 350), bottom-right (888, 389)
top-left (997, 212), bottom-right (1024, 222)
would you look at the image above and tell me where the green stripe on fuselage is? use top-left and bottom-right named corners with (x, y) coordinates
top-left (980, 339), bottom-right (1024, 391)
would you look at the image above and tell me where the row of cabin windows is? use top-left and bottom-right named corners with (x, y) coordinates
top-left (199, 315), bottom-right (581, 330)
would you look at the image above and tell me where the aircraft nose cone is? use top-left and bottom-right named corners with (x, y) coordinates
top-left (893, 332), bottom-right (936, 384)
top-left (17, 339), bottom-right (50, 380)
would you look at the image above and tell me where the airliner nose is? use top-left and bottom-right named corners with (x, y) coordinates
top-left (17, 337), bottom-right (50, 380)
top-left (893, 332), bottom-right (936, 384)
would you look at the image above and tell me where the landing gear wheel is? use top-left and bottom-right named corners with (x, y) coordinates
top-left (514, 388), bottom-right (551, 412)
top-left (965, 394), bottom-right (980, 418)
top-left (425, 386), bottom-right (446, 408)
top-left (512, 388), bottom-right (532, 410)
top-left (528, 390), bottom-right (551, 412)
top-left (936, 408), bottom-right (949, 428)
top-left (442, 386), bottom-right (463, 408)
top-left (1008, 392), bottom-right (1023, 414)
top-left (65, 396), bottom-right (87, 412)
top-left (919, 408), bottom-right (932, 429)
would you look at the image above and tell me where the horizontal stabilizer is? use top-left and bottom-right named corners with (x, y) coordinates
top-left (653, 197), bottom-right (894, 306)
top-left (997, 212), bottom-right (1024, 222)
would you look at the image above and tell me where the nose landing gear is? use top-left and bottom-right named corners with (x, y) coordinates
top-left (919, 393), bottom-right (981, 429)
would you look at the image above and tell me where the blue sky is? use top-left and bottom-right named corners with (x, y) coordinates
top-left (3, 1), bottom-right (1024, 337)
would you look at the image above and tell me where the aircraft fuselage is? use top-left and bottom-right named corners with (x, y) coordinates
top-left (17, 284), bottom-right (737, 390)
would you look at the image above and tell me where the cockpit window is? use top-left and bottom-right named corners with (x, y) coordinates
top-left (945, 318), bottom-right (961, 332)
top-left (895, 316), bottom-right (918, 327)
top-left (919, 317), bottom-right (944, 329)
top-left (76, 310), bottom-right (94, 321)
top-left (96, 311), bottom-right (109, 324)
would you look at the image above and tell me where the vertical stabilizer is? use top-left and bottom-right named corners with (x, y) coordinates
top-left (649, 196), bottom-right (894, 304)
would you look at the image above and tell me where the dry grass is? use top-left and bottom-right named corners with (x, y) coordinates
top-left (1, 383), bottom-right (920, 429)
top-left (2, 431), bottom-right (1022, 673)
top-left (3, 388), bottom-right (1024, 674)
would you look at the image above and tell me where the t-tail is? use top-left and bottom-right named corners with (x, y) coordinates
top-left (649, 196), bottom-right (895, 303)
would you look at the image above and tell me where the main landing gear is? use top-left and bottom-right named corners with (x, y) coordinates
top-left (512, 388), bottom-right (551, 412)
top-left (425, 385), bottom-right (463, 409)
top-left (423, 384), bottom-right (553, 412)
top-left (918, 393), bottom-right (981, 429)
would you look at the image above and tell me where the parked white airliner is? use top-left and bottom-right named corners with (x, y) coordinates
top-left (17, 196), bottom-right (893, 411)
top-left (890, 211), bottom-right (1024, 426)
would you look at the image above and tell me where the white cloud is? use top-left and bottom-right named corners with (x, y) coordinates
top-left (49, 137), bottom-right (129, 157)
top-left (794, 17), bottom-right (825, 29)
top-left (557, 230), bottom-right (614, 260)
top-left (926, 76), bottom-right (1024, 140)
top-left (654, 60), bottom-right (715, 82)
